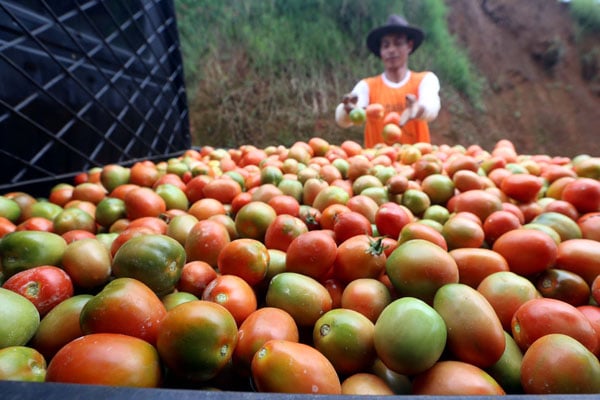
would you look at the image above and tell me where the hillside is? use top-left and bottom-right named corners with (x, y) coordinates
top-left (438, 0), bottom-right (600, 157)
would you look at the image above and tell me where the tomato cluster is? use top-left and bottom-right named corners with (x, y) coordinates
top-left (1, 138), bottom-right (600, 395)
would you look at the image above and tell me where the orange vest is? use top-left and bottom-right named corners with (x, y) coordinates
top-left (364, 72), bottom-right (431, 148)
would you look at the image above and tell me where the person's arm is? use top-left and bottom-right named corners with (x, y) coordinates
top-left (399, 72), bottom-right (441, 126)
top-left (335, 80), bottom-right (370, 128)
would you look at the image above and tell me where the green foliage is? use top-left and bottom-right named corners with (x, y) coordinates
top-left (569, 0), bottom-right (600, 35)
top-left (174, 0), bottom-right (485, 147)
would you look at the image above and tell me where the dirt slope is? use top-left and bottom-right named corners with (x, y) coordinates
top-left (434, 0), bottom-right (600, 157)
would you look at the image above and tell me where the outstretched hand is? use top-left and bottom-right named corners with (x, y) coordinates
top-left (342, 93), bottom-right (359, 113)
top-left (399, 94), bottom-right (422, 126)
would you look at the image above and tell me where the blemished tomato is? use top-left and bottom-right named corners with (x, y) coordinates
top-left (411, 360), bottom-right (505, 395)
top-left (341, 373), bottom-right (394, 395)
top-left (520, 333), bottom-right (600, 394)
top-left (333, 235), bottom-right (386, 283)
top-left (434, 283), bottom-right (505, 368)
top-left (263, 214), bottom-right (308, 252)
top-left (535, 268), bottom-right (591, 307)
top-left (476, 271), bottom-right (542, 331)
top-left (554, 238), bottom-right (600, 286)
top-left (265, 272), bottom-right (332, 327)
top-left (176, 261), bottom-right (218, 297)
top-left (80, 277), bottom-right (166, 345)
top-left (251, 339), bottom-right (342, 394)
top-left (313, 308), bottom-right (376, 375)
top-left (449, 248), bottom-right (510, 288)
top-left (156, 300), bottom-right (238, 382)
top-left (46, 333), bottom-right (161, 387)
top-left (511, 297), bottom-right (599, 355)
top-left (112, 234), bottom-right (186, 296)
top-left (492, 228), bottom-right (558, 277)
top-left (374, 297), bottom-right (447, 375)
top-left (2, 265), bottom-right (73, 317)
top-left (386, 239), bottom-right (459, 304)
top-left (233, 307), bottom-right (299, 370)
top-left (217, 238), bottom-right (269, 287)
top-left (0, 346), bottom-right (46, 382)
top-left (185, 219), bottom-right (231, 268)
top-left (202, 274), bottom-right (257, 326)
top-left (29, 294), bottom-right (93, 360)
top-left (285, 230), bottom-right (337, 280)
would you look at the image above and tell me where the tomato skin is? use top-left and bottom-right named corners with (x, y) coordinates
top-left (386, 239), bottom-right (459, 304)
top-left (434, 283), bottom-right (506, 368)
top-left (341, 373), bottom-right (394, 395)
top-left (313, 308), bottom-right (376, 375)
top-left (535, 268), bottom-right (591, 307)
top-left (185, 219), bottom-right (231, 268)
top-left (263, 214), bottom-right (308, 252)
top-left (0, 231), bottom-right (67, 278)
top-left (46, 333), bottom-right (161, 387)
top-left (2, 265), bottom-right (73, 317)
top-left (511, 298), bottom-right (599, 355)
top-left (520, 333), bottom-right (600, 394)
top-left (374, 297), bottom-right (447, 375)
top-left (486, 331), bottom-right (524, 394)
top-left (285, 230), bottom-right (337, 280)
top-left (251, 339), bottom-right (342, 394)
top-left (332, 211), bottom-right (373, 244)
top-left (0, 287), bottom-right (40, 348)
top-left (492, 228), bottom-right (557, 277)
top-left (333, 235), bottom-right (386, 284)
top-left (265, 272), bottom-right (332, 327)
top-left (29, 294), bottom-right (93, 360)
top-left (80, 277), bottom-right (167, 345)
top-left (0, 346), bottom-right (46, 382)
top-left (561, 177), bottom-right (600, 214)
top-left (156, 300), bottom-right (238, 382)
top-left (554, 238), bottom-right (600, 286)
top-left (61, 237), bottom-right (112, 290)
top-left (202, 274), bottom-right (257, 326)
top-left (217, 238), bottom-right (269, 287)
top-left (112, 234), bottom-right (186, 296)
top-left (412, 360), bottom-right (505, 395)
top-left (176, 261), bottom-right (218, 297)
top-left (449, 248), bottom-right (509, 288)
top-left (500, 173), bottom-right (543, 203)
top-left (374, 202), bottom-right (412, 239)
top-left (341, 278), bottom-right (392, 323)
top-left (233, 307), bottom-right (299, 370)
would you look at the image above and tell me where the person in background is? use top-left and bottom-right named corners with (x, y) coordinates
top-left (335, 14), bottom-right (441, 148)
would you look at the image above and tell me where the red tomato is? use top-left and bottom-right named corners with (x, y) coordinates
top-left (554, 238), bottom-right (600, 286)
top-left (332, 211), bottom-right (373, 244)
top-left (202, 274), bottom-right (257, 326)
top-left (511, 297), bottom-right (599, 355)
top-left (492, 228), bottom-right (558, 277)
top-left (483, 210), bottom-right (522, 244)
top-left (217, 238), bottom-right (269, 287)
top-left (184, 219), bottom-right (231, 268)
top-left (333, 235), bottom-right (387, 283)
top-left (263, 214), bottom-right (308, 251)
top-left (412, 360), bottom-right (505, 395)
top-left (285, 230), bottom-right (338, 280)
top-left (374, 202), bottom-right (412, 239)
top-left (176, 261), bottom-right (218, 297)
top-left (397, 222), bottom-right (448, 250)
top-left (500, 173), bottom-right (544, 203)
top-left (449, 248), bottom-right (510, 288)
top-left (561, 177), bottom-right (600, 214)
top-left (2, 265), bottom-right (73, 317)
top-left (46, 333), bottom-right (161, 387)
top-left (577, 211), bottom-right (600, 241)
top-left (79, 277), bottom-right (167, 345)
top-left (520, 334), bottom-right (600, 394)
top-left (341, 278), bottom-right (392, 323)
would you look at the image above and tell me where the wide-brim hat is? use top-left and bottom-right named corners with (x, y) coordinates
top-left (366, 14), bottom-right (424, 57)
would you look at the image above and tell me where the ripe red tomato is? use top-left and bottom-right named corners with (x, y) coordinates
top-left (511, 297), bottom-right (599, 355)
top-left (492, 228), bottom-right (558, 277)
top-left (46, 333), bottom-right (161, 387)
top-left (332, 211), bottom-right (372, 244)
top-left (184, 219), bottom-right (231, 268)
top-left (374, 202), bottom-right (412, 239)
top-left (333, 235), bottom-right (386, 283)
top-left (500, 173), bottom-right (544, 203)
top-left (217, 238), bottom-right (269, 287)
top-left (263, 214), bottom-right (308, 251)
top-left (2, 265), bottom-right (74, 317)
top-left (202, 274), bottom-right (258, 326)
top-left (285, 230), bottom-right (338, 280)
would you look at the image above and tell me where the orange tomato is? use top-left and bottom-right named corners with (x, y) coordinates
top-left (217, 238), bottom-right (269, 287)
top-left (450, 247), bottom-right (510, 288)
top-left (176, 260), bottom-right (218, 297)
top-left (492, 228), bottom-right (558, 277)
top-left (412, 360), bottom-right (505, 395)
top-left (202, 274), bottom-right (257, 326)
top-left (251, 339), bottom-right (342, 394)
top-left (123, 187), bottom-right (166, 220)
top-left (553, 238), bottom-right (600, 286)
top-left (285, 230), bottom-right (337, 280)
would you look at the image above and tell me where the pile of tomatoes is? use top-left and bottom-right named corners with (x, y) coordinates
top-left (1, 137), bottom-right (600, 395)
